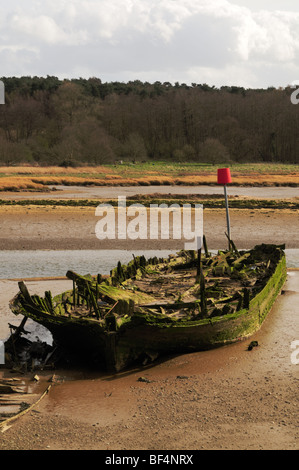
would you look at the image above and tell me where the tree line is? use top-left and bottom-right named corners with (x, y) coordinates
top-left (0, 75), bottom-right (298, 166)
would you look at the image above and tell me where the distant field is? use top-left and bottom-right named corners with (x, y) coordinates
top-left (0, 162), bottom-right (298, 191)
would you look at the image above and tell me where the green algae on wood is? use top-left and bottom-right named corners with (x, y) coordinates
top-left (9, 243), bottom-right (287, 372)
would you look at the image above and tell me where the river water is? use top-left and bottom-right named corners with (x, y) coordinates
top-left (1, 184), bottom-right (299, 200)
top-left (1, 248), bottom-right (299, 280)
top-left (0, 249), bottom-right (177, 280)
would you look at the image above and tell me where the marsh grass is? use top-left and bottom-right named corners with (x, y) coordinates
top-left (0, 162), bottom-right (298, 191)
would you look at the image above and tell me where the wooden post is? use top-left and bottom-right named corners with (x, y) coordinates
top-left (203, 235), bottom-right (209, 257)
top-left (72, 281), bottom-right (76, 307)
top-left (95, 279), bottom-right (99, 302)
top-left (197, 247), bottom-right (202, 279)
top-left (85, 280), bottom-right (100, 320)
top-left (217, 168), bottom-right (232, 250)
top-left (200, 269), bottom-right (207, 317)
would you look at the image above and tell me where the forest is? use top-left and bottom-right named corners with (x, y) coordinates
top-left (0, 76), bottom-right (298, 166)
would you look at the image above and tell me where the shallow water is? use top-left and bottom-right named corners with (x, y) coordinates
top-left (1, 184), bottom-right (299, 200)
top-left (0, 249), bottom-right (177, 280)
top-left (0, 248), bottom-right (298, 280)
top-left (49, 184), bottom-right (299, 200)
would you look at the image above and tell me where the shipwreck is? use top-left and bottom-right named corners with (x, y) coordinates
top-left (8, 240), bottom-right (287, 372)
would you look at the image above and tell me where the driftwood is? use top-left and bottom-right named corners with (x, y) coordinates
top-left (0, 384), bottom-right (26, 394)
top-left (0, 385), bottom-right (52, 432)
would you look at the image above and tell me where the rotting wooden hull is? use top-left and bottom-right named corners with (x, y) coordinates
top-left (108, 254), bottom-right (287, 371)
top-left (9, 245), bottom-right (287, 372)
top-left (94, 252), bottom-right (287, 372)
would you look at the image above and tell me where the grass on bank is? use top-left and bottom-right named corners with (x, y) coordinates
top-left (0, 162), bottom-right (299, 191)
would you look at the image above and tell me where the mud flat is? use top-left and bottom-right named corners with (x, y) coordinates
top-left (0, 270), bottom-right (298, 450)
top-left (0, 205), bottom-right (299, 250)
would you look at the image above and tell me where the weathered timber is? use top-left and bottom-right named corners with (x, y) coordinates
top-left (9, 243), bottom-right (287, 373)
top-left (203, 235), bottom-right (209, 257)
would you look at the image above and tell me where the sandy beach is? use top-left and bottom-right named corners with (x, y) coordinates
top-left (0, 189), bottom-right (298, 450)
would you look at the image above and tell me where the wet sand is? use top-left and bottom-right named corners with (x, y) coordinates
top-left (0, 271), bottom-right (298, 450)
top-left (1, 205), bottom-right (299, 250)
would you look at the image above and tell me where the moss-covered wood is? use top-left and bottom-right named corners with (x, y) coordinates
top-left (9, 242), bottom-right (287, 372)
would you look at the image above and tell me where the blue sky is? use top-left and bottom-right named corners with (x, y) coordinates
top-left (1, 0), bottom-right (299, 88)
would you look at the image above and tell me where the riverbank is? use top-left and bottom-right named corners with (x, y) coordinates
top-left (0, 162), bottom-right (299, 191)
top-left (0, 270), bottom-right (298, 450)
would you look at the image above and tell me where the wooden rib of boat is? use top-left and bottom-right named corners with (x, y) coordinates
top-left (9, 242), bottom-right (287, 372)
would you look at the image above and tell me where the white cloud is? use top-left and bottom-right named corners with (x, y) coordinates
top-left (11, 14), bottom-right (67, 45)
top-left (1, 0), bottom-right (299, 87)
top-left (232, 9), bottom-right (299, 63)
top-left (187, 63), bottom-right (258, 88)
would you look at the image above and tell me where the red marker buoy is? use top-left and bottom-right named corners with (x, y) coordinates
top-left (217, 168), bottom-right (232, 248)
top-left (217, 168), bottom-right (232, 185)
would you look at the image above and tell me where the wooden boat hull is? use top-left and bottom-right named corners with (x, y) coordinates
top-left (9, 245), bottom-right (287, 372)
top-left (108, 253), bottom-right (286, 371)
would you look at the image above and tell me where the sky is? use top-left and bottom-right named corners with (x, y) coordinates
top-left (1, 0), bottom-right (299, 89)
